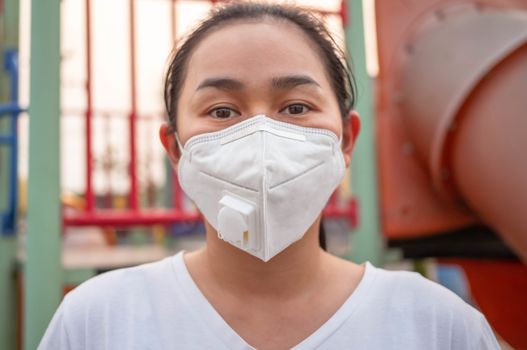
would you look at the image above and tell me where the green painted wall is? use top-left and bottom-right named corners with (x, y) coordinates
top-left (346, 0), bottom-right (383, 266)
top-left (24, 1), bottom-right (62, 349)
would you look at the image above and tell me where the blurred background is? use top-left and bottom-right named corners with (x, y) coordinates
top-left (0, 0), bottom-right (526, 349)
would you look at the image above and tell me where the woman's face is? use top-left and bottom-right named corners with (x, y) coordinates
top-left (161, 19), bottom-right (358, 165)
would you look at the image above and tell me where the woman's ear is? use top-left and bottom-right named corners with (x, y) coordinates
top-left (341, 111), bottom-right (361, 167)
top-left (159, 123), bottom-right (181, 167)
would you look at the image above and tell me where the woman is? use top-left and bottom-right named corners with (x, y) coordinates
top-left (40, 2), bottom-right (499, 349)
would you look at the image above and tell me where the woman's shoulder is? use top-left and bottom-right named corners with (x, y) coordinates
top-left (364, 263), bottom-right (496, 341)
top-left (330, 256), bottom-right (466, 308)
top-left (63, 252), bottom-right (181, 312)
top-left (39, 252), bottom-right (190, 349)
top-left (318, 261), bottom-right (500, 349)
top-left (367, 263), bottom-right (472, 311)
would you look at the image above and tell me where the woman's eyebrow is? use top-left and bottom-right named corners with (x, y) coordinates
top-left (195, 75), bottom-right (321, 92)
top-left (271, 75), bottom-right (321, 90)
top-left (196, 77), bottom-right (245, 91)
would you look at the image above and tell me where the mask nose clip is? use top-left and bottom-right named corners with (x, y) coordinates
top-left (217, 194), bottom-right (257, 250)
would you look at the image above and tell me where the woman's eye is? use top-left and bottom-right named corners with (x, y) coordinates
top-left (209, 107), bottom-right (239, 119)
top-left (281, 103), bottom-right (310, 116)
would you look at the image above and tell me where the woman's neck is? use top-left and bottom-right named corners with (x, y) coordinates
top-left (184, 217), bottom-right (326, 299)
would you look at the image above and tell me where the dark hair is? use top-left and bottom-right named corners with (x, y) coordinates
top-left (164, 2), bottom-right (356, 131)
top-left (163, 2), bottom-right (357, 250)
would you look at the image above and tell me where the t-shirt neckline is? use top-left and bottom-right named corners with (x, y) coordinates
top-left (171, 251), bottom-right (378, 350)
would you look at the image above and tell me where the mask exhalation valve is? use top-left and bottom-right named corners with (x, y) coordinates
top-left (217, 194), bottom-right (257, 250)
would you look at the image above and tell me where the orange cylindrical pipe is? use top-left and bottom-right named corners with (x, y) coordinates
top-left (399, 8), bottom-right (527, 261)
top-left (451, 44), bottom-right (527, 263)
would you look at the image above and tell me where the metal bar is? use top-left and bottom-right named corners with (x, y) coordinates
top-left (128, 0), bottom-right (139, 210)
top-left (0, 135), bottom-right (14, 143)
top-left (64, 210), bottom-right (201, 227)
top-left (102, 113), bottom-right (113, 208)
top-left (24, 0), bottom-right (62, 348)
top-left (323, 202), bottom-right (358, 226)
top-left (3, 50), bottom-right (19, 236)
top-left (171, 0), bottom-right (176, 42)
top-left (0, 102), bottom-right (23, 115)
top-left (0, 0), bottom-right (20, 348)
top-left (85, 0), bottom-right (95, 212)
top-left (61, 203), bottom-right (356, 227)
top-left (340, 0), bottom-right (348, 27)
top-left (346, 0), bottom-right (383, 265)
top-left (61, 106), bottom-right (164, 118)
top-left (169, 0), bottom-right (180, 211)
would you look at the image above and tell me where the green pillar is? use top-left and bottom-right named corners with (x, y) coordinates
top-left (346, 0), bottom-right (383, 265)
top-left (24, 1), bottom-right (62, 349)
top-left (0, 0), bottom-right (19, 349)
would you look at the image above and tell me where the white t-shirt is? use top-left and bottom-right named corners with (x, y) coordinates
top-left (39, 252), bottom-right (499, 350)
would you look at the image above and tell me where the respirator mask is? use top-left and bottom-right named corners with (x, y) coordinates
top-left (177, 115), bottom-right (345, 261)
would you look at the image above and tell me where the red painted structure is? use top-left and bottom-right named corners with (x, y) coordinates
top-left (62, 0), bottom-right (356, 229)
top-left (84, 0), bottom-right (94, 212)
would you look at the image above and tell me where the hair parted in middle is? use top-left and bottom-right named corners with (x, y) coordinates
top-left (164, 1), bottom-right (357, 133)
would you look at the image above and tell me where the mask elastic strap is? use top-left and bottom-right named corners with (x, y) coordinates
top-left (175, 132), bottom-right (185, 155)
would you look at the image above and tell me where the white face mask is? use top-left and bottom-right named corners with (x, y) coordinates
top-left (177, 115), bottom-right (345, 261)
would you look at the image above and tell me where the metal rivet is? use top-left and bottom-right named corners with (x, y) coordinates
top-left (434, 9), bottom-right (445, 21)
top-left (402, 142), bottom-right (414, 156)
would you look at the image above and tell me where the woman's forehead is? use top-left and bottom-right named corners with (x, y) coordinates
top-left (183, 20), bottom-right (331, 89)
